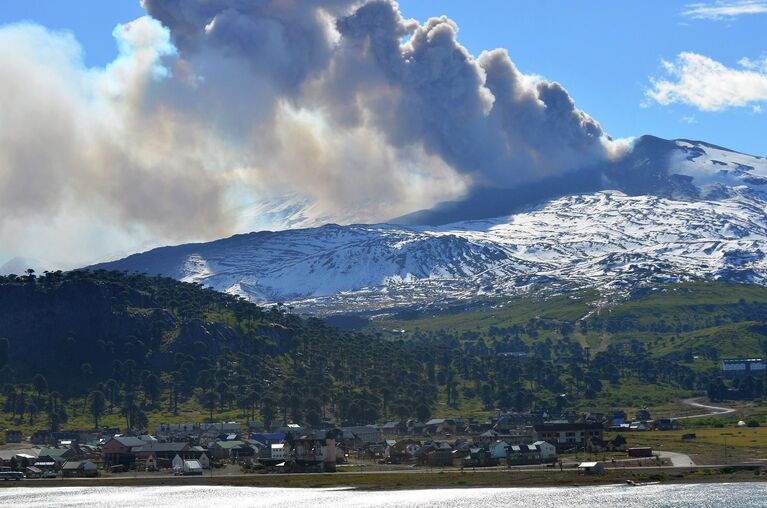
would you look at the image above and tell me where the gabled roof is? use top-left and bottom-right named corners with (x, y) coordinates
top-left (250, 433), bottom-right (286, 441)
top-left (38, 448), bottom-right (71, 458)
top-left (134, 442), bottom-right (190, 453)
top-left (424, 419), bottom-right (445, 426)
top-left (110, 436), bottom-right (146, 448)
top-left (213, 440), bottom-right (247, 449)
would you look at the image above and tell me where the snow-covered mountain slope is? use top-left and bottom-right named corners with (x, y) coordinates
top-left (89, 138), bottom-right (767, 313)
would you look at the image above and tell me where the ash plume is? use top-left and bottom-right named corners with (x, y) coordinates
top-left (0, 0), bottom-right (626, 268)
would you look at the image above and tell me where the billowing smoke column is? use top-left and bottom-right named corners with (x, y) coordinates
top-left (0, 0), bottom-right (625, 268)
top-left (144, 0), bottom-right (619, 187)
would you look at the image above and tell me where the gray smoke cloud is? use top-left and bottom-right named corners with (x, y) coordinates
top-left (0, 0), bottom-right (626, 268)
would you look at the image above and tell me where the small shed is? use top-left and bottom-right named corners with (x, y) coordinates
top-left (628, 447), bottom-right (653, 458)
top-left (578, 461), bottom-right (605, 475)
top-left (182, 460), bottom-right (203, 475)
top-left (5, 430), bottom-right (22, 443)
top-left (145, 456), bottom-right (158, 472)
top-left (61, 460), bottom-right (98, 478)
top-left (25, 466), bottom-right (43, 478)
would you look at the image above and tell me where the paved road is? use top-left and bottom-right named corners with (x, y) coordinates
top-left (656, 451), bottom-right (696, 467)
top-left (675, 398), bottom-right (736, 420)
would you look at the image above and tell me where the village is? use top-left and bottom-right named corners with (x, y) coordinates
top-left (0, 408), bottom-right (681, 481)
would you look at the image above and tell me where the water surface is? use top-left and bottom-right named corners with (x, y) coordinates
top-left (2, 483), bottom-right (764, 508)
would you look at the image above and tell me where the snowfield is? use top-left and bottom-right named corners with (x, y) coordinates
top-left (91, 139), bottom-right (767, 313)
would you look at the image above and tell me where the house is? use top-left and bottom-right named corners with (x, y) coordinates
top-left (172, 454), bottom-right (184, 471)
top-left (293, 432), bottom-right (337, 472)
top-left (9, 453), bottom-right (38, 469)
top-left (61, 460), bottom-right (98, 478)
top-left (654, 418), bottom-right (679, 431)
top-left (145, 455), bottom-right (159, 472)
top-left (506, 444), bottom-right (541, 465)
top-left (31, 429), bottom-right (54, 445)
top-left (489, 440), bottom-right (511, 459)
top-left (721, 358), bottom-right (766, 378)
top-left (533, 421), bottom-right (604, 452)
top-left (133, 442), bottom-right (192, 462)
top-left (423, 419), bottom-right (457, 435)
top-left (385, 439), bottom-right (419, 464)
top-left (25, 466), bottom-right (43, 479)
top-left (463, 447), bottom-right (498, 467)
top-left (32, 458), bottom-right (58, 472)
top-left (381, 421), bottom-right (406, 435)
top-left (173, 458), bottom-right (203, 475)
top-left (628, 447), bottom-right (653, 458)
top-left (578, 461), bottom-right (605, 475)
top-left (207, 440), bottom-right (255, 461)
top-left (609, 410), bottom-right (627, 427)
top-left (0, 450), bottom-right (38, 468)
top-left (340, 426), bottom-right (382, 448)
top-left (5, 430), bottom-right (22, 443)
top-left (635, 409), bottom-right (652, 421)
top-left (101, 436), bottom-right (146, 466)
top-left (259, 443), bottom-right (288, 467)
top-left (416, 442), bottom-right (454, 466)
top-left (607, 435), bottom-right (627, 451)
top-left (249, 432), bottom-right (287, 445)
top-left (155, 422), bottom-right (241, 437)
top-left (38, 447), bottom-right (79, 464)
top-left (533, 440), bottom-right (557, 461)
top-left (476, 430), bottom-right (500, 447)
top-left (408, 421), bottom-right (425, 435)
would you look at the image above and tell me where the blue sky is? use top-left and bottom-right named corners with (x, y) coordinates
top-left (1, 0), bottom-right (766, 271)
top-left (0, 0), bottom-right (765, 154)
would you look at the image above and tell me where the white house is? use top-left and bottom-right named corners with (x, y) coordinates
top-left (198, 452), bottom-right (210, 469)
top-left (173, 454), bottom-right (203, 475)
top-left (532, 440), bottom-right (557, 461)
top-left (270, 443), bottom-right (287, 461)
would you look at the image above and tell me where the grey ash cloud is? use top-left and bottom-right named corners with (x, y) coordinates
top-left (0, 0), bottom-right (626, 268)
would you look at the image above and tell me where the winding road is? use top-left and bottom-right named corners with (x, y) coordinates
top-left (675, 398), bottom-right (736, 420)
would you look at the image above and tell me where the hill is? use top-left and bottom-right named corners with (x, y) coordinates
top-left (0, 272), bottom-right (765, 435)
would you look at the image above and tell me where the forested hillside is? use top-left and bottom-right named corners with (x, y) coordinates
top-left (0, 272), bottom-right (765, 435)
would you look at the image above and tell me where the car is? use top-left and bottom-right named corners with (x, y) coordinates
top-left (41, 470), bottom-right (58, 479)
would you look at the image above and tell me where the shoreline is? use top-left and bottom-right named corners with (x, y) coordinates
top-left (1, 468), bottom-right (765, 491)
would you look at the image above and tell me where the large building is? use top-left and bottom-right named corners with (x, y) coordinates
top-left (720, 358), bottom-right (766, 378)
top-left (533, 421), bottom-right (604, 451)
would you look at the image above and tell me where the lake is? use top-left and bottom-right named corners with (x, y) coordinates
top-left (2, 483), bottom-right (765, 507)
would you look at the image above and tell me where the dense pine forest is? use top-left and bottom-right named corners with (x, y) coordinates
top-left (0, 271), bottom-right (766, 434)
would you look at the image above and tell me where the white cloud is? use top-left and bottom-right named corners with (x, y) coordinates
top-left (647, 52), bottom-right (767, 111)
top-left (682, 1), bottom-right (767, 20)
